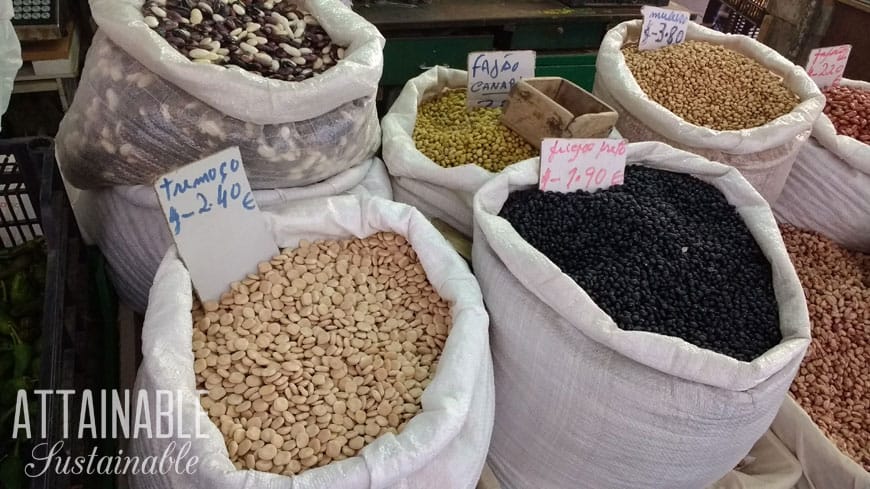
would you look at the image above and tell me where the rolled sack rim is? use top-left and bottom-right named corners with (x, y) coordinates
top-left (382, 66), bottom-right (519, 193)
top-left (472, 141), bottom-right (811, 392)
top-left (141, 195), bottom-right (491, 486)
top-left (90, 0), bottom-right (385, 125)
top-left (596, 20), bottom-right (825, 154)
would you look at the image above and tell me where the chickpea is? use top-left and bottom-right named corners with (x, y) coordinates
top-left (621, 41), bottom-right (801, 131)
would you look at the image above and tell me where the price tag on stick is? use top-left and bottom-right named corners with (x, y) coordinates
top-left (539, 138), bottom-right (628, 193)
top-left (805, 45), bottom-right (851, 89)
top-left (154, 146), bottom-right (279, 303)
top-left (639, 6), bottom-right (689, 51)
top-left (467, 50), bottom-right (536, 109)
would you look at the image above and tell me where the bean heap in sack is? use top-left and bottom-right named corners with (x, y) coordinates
top-left (822, 85), bottom-right (870, 144)
top-left (142, 0), bottom-right (345, 82)
top-left (191, 233), bottom-right (451, 475)
top-left (499, 166), bottom-right (782, 361)
top-left (622, 41), bottom-right (800, 131)
top-left (780, 224), bottom-right (869, 470)
top-left (413, 89), bottom-right (535, 172)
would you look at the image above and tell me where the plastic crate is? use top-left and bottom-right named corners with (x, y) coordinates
top-left (0, 137), bottom-right (90, 489)
top-left (706, 0), bottom-right (766, 37)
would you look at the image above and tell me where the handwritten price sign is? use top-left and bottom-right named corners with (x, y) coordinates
top-left (154, 147), bottom-right (278, 302)
top-left (805, 45), bottom-right (851, 88)
top-left (639, 7), bottom-right (689, 51)
top-left (539, 138), bottom-right (628, 193)
top-left (467, 50), bottom-right (536, 108)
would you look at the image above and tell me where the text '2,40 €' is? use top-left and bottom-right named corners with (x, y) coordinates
top-left (157, 158), bottom-right (256, 236)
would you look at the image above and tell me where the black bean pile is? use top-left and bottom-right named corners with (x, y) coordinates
top-left (500, 166), bottom-right (782, 361)
top-left (142, 0), bottom-right (344, 82)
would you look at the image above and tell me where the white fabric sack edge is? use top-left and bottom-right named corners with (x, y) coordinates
top-left (707, 431), bottom-right (803, 489)
top-left (770, 396), bottom-right (870, 489)
top-left (102, 156), bottom-right (391, 218)
top-left (138, 195), bottom-right (493, 488)
top-left (473, 141), bottom-right (810, 391)
top-left (382, 67), bottom-right (502, 193)
top-left (772, 78), bottom-right (870, 252)
top-left (596, 21), bottom-right (824, 153)
top-left (0, 0), bottom-right (21, 129)
top-left (810, 78), bottom-right (870, 173)
top-left (68, 157), bottom-right (392, 313)
top-left (64, 156), bottom-right (390, 245)
top-left (90, 0), bottom-right (384, 125)
top-left (391, 176), bottom-right (474, 237)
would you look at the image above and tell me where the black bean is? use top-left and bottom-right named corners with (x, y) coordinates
top-left (498, 165), bottom-right (782, 361)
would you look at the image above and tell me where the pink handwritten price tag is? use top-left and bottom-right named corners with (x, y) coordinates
top-left (805, 45), bottom-right (851, 88)
top-left (539, 138), bottom-right (627, 193)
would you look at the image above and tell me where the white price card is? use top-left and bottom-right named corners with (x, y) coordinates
top-left (639, 6), bottom-right (689, 51)
top-left (805, 45), bottom-right (851, 89)
top-left (467, 50), bottom-right (536, 108)
top-left (154, 147), bottom-right (279, 303)
top-left (539, 138), bottom-right (627, 193)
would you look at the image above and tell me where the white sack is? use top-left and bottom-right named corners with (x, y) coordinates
top-left (0, 0), bottom-right (20, 130)
top-left (57, 32), bottom-right (380, 189)
top-left (478, 431), bottom-right (803, 489)
top-left (89, 0), bottom-right (383, 125)
top-left (472, 141), bottom-right (811, 489)
top-left (594, 21), bottom-right (825, 203)
top-left (382, 67), bottom-right (500, 238)
top-left (708, 431), bottom-right (802, 489)
top-left (773, 79), bottom-right (870, 253)
top-left (77, 158), bottom-right (391, 313)
top-left (129, 195), bottom-right (494, 489)
top-left (770, 396), bottom-right (870, 489)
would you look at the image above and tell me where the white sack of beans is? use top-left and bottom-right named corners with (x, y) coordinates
top-left (128, 195), bottom-right (493, 489)
top-left (471, 141), bottom-right (811, 489)
top-left (708, 431), bottom-right (802, 489)
top-left (57, 0), bottom-right (383, 189)
top-left (773, 78), bottom-right (870, 253)
top-left (382, 67), bottom-right (525, 238)
top-left (771, 397), bottom-right (869, 489)
top-left (71, 157), bottom-right (391, 313)
top-left (594, 21), bottom-right (824, 203)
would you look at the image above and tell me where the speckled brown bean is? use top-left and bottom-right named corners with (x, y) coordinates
top-left (781, 224), bottom-right (870, 470)
top-left (822, 85), bottom-right (870, 144)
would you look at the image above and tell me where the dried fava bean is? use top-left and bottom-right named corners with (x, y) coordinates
top-left (622, 41), bottom-right (800, 131)
top-left (822, 85), bottom-right (870, 144)
top-left (780, 225), bottom-right (869, 470)
top-left (499, 166), bottom-right (781, 361)
top-left (192, 232), bottom-right (452, 476)
top-left (140, 0), bottom-right (345, 82)
top-left (413, 89), bottom-right (535, 172)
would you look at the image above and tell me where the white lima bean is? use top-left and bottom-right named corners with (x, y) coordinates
top-left (192, 232), bottom-right (452, 475)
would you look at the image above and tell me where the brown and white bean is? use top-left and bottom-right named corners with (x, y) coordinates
top-left (142, 0), bottom-right (345, 82)
top-left (781, 224), bottom-right (869, 470)
top-left (192, 232), bottom-right (452, 475)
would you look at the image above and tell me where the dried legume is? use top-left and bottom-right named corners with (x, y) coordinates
top-left (413, 89), bottom-right (536, 172)
top-left (622, 41), bottom-right (800, 131)
top-left (822, 85), bottom-right (870, 144)
top-left (192, 233), bottom-right (451, 475)
top-left (142, 0), bottom-right (345, 82)
top-left (499, 166), bottom-right (781, 361)
top-left (780, 224), bottom-right (869, 470)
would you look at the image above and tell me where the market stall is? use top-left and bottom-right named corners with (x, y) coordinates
top-left (0, 0), bottom-right (867, 488)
